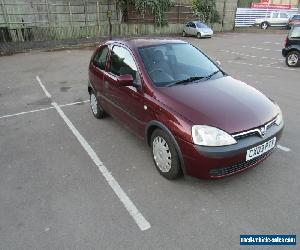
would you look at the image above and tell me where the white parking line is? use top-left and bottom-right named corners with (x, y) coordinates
top-left (242, 46), bottom-right (281, 52)
top-left (227, 60), bottom-right (295, 71)
top-left (36, 76), bottom-right (52, 98)
top-left (0, 106), bottom-right (54, 119)
top-left (277, 145), bottom-right (291, 152)
top-left (36, 76), bottom-right (151, 231)
top-left (263, 41), bottom-right (281, 45)
top-left (222, 50), bottom-right (283, 61)
top-left (0, 100), bottom-right (89, 120)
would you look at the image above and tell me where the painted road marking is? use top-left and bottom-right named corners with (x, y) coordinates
top-left (263, 42), bottom-right (281, 45)
top-left (36, 76), bottom-right (52, 98)
top-left (36, 76), bottom-right (151, 231)
top-left (277, 145), bottom-right (291, 152)
top-left (241, 46), bottom-right (281, 52)
top-left (0, 100), bottom-right (89, 120)
top-left (227, 60), bottom-right (295, 71)
top-left (222, 50), bottom-right (283, 61)
top-left (0, 106), bottom-right (54, 120)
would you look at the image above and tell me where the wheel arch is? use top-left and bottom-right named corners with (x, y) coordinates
top-left (88, 80), bottom-right (96, 95)
top-left (145, 120), bottom-right (186, 175)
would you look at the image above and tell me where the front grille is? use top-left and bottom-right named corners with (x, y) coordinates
top-left (209, 149), bottom-right (274, 177)
top-left (233, 118), bottom-right (277, 140)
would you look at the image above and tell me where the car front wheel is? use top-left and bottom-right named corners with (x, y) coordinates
top-left (151, 129), bottom-right (182, 179)
top-left (286, 51), bottom-right (300, 67)
top-left (261, 22), bottom-right (269, 29)
top-left (90, 91), bottom-right (105, 119)
top-left (197, 32), bottom-right (202, 39)
top-left (182, 30), bottom-right (186, 37)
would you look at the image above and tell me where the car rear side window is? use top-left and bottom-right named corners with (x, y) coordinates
top-left (94, 46), bottom-right (108, 70)
top-left (279, 13), bottom-right (287, 18)
top-left (109, 45), bottom-right (139, 84)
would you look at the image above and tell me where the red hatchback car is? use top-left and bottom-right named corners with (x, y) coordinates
top-left (88, 39), bottom-right (284, 179)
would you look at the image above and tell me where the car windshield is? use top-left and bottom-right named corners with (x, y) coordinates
top-left (290, 26), bottom-right (300, 38)
top-left (196, 22), bottom-right (209, 28)
top-left (138, 43), bottom-right (223, 87)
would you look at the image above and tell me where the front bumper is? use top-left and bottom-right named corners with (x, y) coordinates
top-left (177, 122), bottom-right (284, 179)
top-left (201, 32), bottom-right (213, 37)
top-left (282, 48), bottom-right (288, 57)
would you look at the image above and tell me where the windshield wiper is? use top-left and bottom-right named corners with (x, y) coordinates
top-left (167, 76), bottom-right (204, 87)
top-left (204, 70), bottom-right (221, 80)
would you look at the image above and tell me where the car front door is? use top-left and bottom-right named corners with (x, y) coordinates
top-left (271, 13), bottom-right (280, 26)
top-left (279, 13), bottom-right (289, 26)
top-left (190, 22), bottom-right (197, 35)
top-left (184, 22), bottom-right (191, 35)
top-left (103, 45), bottom-right (146, 138)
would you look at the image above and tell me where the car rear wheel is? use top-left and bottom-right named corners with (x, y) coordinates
top-left (151, 129), bottom-right (182, 179)
top-left (286, 51), bottom-right (300, 67)
top-left (261, 22), bottom-right (269, 29)
top-left (90, 91), bottom-right (105, 119)
top-left (197, 32), bottom-right (202, 39)
top-left (182, 31), bottom-right (186, 37)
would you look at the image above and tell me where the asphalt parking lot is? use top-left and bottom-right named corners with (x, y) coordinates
top-left (0, 31), bottom-right (299, 249)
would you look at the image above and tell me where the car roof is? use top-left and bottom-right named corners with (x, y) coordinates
top-left (105, 38), bottom-right (187, 49)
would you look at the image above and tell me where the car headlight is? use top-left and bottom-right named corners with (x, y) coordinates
top-left (275, 105), bottom-right (283, 126)
top-left (192, 125), bottom-right (237, 146)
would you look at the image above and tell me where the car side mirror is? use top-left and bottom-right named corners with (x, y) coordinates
top-left (216, 60), bottom-right (221, 66)
top-left (117, 74), bottom-right (133, 87)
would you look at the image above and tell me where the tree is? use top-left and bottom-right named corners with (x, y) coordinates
top-left (191, 0), bottom-right (220, 24)
top-left (118, 0), bottom-right (174, 26)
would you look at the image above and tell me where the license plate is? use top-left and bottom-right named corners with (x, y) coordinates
top-left (246, 137), bottom-right (276, 161)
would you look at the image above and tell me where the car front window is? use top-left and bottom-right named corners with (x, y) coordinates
top-left (290, 26), bottom-right (300, 38)
top-left (138, 43), bottom-right (223, 87)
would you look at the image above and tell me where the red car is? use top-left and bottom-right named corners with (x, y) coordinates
top-left (88, 39), bottom-right (284, 179)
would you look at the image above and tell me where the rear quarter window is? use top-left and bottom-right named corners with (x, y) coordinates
top-left (93, 46), bottom-right (108, 70)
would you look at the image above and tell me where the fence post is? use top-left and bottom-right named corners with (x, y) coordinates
top-left (178, 4), bottom-right (181, 23)
top-left (84, 0), bottom-right (88, 25)
top-left (68, 1), bottom-right (73, 26)
top-left (45, 0), bottom-right (51, 27)
top-left (96, 1), bottom-right (100, 32)
top-left (221, 0), bottom-right (226, 31)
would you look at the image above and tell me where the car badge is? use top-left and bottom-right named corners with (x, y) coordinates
top-left (260, 127), bottom-right (266, 137)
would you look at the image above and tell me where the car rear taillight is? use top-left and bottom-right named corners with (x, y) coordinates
top-left (284, 37), bottom-right (288, 47)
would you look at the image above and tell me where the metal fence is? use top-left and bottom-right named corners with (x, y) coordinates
top-left (0, 0), bottom-right (118, 42)
top-left (235, 7), bottom-right (299, 27)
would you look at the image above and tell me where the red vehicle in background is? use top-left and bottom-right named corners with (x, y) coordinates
top-left (88, 39), bottom-right (284, 180)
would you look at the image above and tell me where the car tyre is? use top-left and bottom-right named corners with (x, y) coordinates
top-left (286, 50), bottom-right (300, 67)
top-left (90, 91), bottom-right (105, 119)
top-left (150, 129), bottom-right (182, 179)
top-left (197, 32), bottom-right (202, 39)
top-left (261, 22), bottom-right (269, 29)
top-left (182, 30), bottom-right (186, 37)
